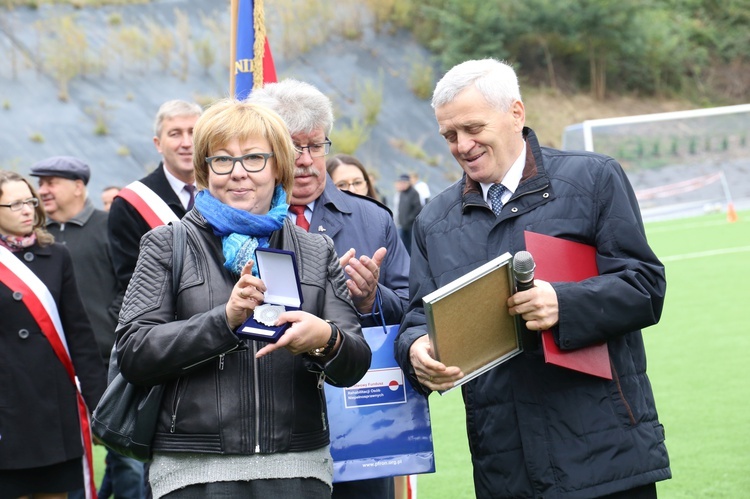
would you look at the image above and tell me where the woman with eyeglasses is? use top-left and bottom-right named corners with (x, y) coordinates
top-left (115, 99), bottom-right (371, 498)
top-left (326, 154), bottom-right (378, 200)
top-left (0, 171), bottom-right (106, 499)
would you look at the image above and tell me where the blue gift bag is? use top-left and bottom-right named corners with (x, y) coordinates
top-left (325, 321), bottom-right (436, 482)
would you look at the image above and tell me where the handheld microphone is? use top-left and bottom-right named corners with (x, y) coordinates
top-left (512, 251), bottom-right (536, 292)
top-left (513, 250), bottom-right (539, 352)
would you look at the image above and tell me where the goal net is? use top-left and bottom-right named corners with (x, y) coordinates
top-left (562, 104), bottom-right (750, 220)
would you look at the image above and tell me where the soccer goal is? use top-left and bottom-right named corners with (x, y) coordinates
top-left (562, 104), bottom-right (750, 220)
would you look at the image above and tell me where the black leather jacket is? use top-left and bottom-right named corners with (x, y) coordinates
top-left (116, 211), bottom-right (371, 455)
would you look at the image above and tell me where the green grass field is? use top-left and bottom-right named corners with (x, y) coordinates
top-left (417, 209), bottom-right (750, 498)
top-left (90, 209), bottom-right (749, 497)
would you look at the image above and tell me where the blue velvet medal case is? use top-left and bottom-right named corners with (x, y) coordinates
top-left (237, 248), bottom-right (303, 343)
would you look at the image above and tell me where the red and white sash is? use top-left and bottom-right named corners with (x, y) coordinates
top-left (0, 246), bottom-right (96, 499)
top-left (116, 180), bottom-right (179, 229)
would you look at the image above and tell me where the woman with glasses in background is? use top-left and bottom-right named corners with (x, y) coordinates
top-left (115, 99), bottom-right (371, 498)
top-left (0, 171), bottom-right (105, 499)
top-left (326, 154), bottom-right (379, 200)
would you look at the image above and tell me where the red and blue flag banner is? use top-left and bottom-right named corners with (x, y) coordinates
top-left (230, 0), bottom-right (278, 100)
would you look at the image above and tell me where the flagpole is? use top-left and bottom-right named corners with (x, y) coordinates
top-left (252, 0), bottom-right (265, 89)
top-left (229, 0), bottom-right (239, 98)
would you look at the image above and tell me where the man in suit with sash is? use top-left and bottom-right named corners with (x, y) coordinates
top-left (108, 100), bottom-right (202, 291)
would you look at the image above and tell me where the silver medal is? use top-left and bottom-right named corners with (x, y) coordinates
top-left (254, 304), bottom-right (284, 327)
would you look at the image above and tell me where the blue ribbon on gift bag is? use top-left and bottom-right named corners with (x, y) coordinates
top-left (324, 290), bottom-right (436, 482)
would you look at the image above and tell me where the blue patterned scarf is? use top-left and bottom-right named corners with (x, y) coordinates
top-left (194, 186), bottom-right (289, 276)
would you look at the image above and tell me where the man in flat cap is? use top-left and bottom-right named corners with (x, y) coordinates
top-left (30, 156), bottom-right (144, 499)
top-left (29, 155), bottom-right (91, 184)
top-left (31, 156), bottom-right (119, 363)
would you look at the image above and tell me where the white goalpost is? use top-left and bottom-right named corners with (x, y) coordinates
top-left (562, 104), bottom-right (750, 221)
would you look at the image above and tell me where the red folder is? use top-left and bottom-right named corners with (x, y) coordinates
top-left (524, 231), bottom-right (612, 379)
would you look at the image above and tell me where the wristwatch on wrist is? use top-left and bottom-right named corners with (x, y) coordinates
top-left (308, 320), bottom-right (339, 358)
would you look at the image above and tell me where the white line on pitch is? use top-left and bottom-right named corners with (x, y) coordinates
top-left (661, 245), bottom-right (750, 262)
top-left (647, 219), bottom-right (740, 234)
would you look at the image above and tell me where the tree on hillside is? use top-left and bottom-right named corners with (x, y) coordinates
top-left (420, 0), bottom-right (510, 68)
top-left (384, 0), bottom-right (748, 102)
top-left (666, 0), bottom-right (750, 100)
top-left (566, 0), bottom-right (645, 99)
top-left (410, 0), bottom-right (654, 99)
top-left (510, 0), bottom-right (572, 90)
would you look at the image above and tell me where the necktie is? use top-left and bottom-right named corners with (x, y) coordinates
top-left (289, 205), bottom-right (310, 231)
top-left (184, 184), bottom-right (197, 211)
top-left (487, 183), bottom-right (506, 216)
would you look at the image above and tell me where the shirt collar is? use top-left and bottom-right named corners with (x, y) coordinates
top-left (163, 166), bottom-right (196, 209)
top-left (480, 142), bottom-right (527, 203)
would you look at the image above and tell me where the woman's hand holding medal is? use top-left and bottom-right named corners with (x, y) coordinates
top-left (226, 260), bottom-right (267, 329)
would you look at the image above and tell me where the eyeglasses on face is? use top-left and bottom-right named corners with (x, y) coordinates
top-left (0, 198), bottom-right (39, 211)
top-left (205, 152), bottom-right (274, 175)
top-left (335, 179), bottom-right (367, 191)
top-left (294, 139), bottom-right (332, 159)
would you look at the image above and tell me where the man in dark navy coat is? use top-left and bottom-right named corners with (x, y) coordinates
top-left (397, 59), bottom-right (670, 499)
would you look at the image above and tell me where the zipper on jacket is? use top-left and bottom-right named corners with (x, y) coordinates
top-left (610, 362), bottom-right (636, 425)
top-left (169, 347), bottom-right (239, 434)
top-left (317, 372), bottom-right (327, 431)
top-left (170, 377), bottom-right (184, 433)
top-left (253, 341), bottom-right (261, 453)
top-left (182, 343), bottom-right (240, 371)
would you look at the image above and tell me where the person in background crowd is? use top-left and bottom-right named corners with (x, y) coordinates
top-left (0, 170), bottom-right (106, 499)
top-left (326, 154), bottom-right (378, 199)
top-left (115, 98), bottom-right (371, 498)
top-left (409, 172), bottom-right (431, 206)
top-left (30, 157), bottom-right (142, 499)
top-left (248, 79), bottom-right (410, 499)
top-left (396, 58), bottom-right (670, 499)
top-left (32, 157), bottom-right (121, 371)
top-left (108, 99), bottom-right (202, 291)
top-left (101, 186), bottom-right (121, 212)
top-left (395, 174), bottom-right (422, 255)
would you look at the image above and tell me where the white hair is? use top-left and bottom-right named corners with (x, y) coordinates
top-left (432, 58), bottom-right (522, 112)
top-left (246, 79), bottom-right (334, 135)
